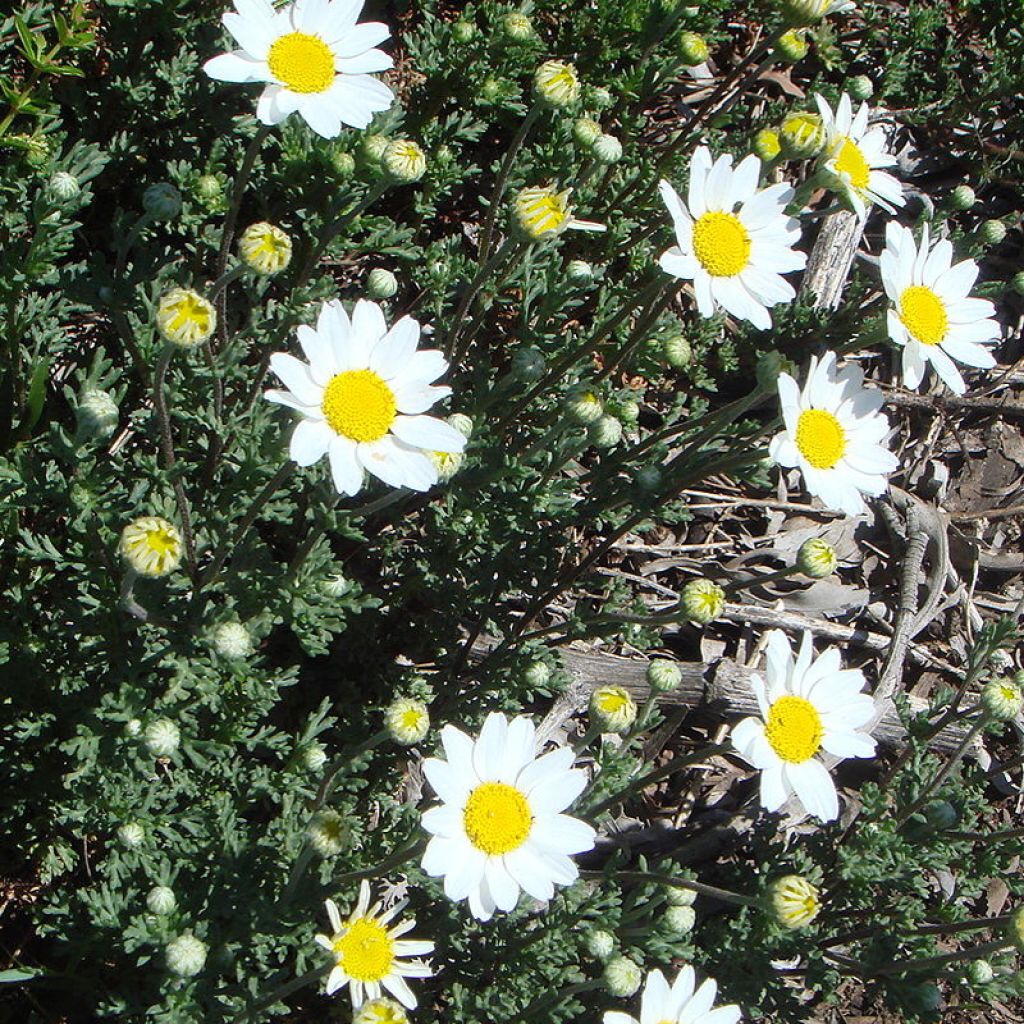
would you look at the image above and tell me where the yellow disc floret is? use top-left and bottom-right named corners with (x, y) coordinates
top-left (833, 138), bottom-right (870, 191)
top-left (267, 32), bottom-right (335, 93)
top-left (795, 409), bottom-right (846, 469)
top-left (333, 917), bottom-right (395, 982)
top-left (463, 782), bottom-right (532, 854)
top-left (691, 212), bottom-right (752, 277)
top-left (321, 370), bottom-right (397, 442)
top-left (765, 695), bottom-right (823, 763)
top-left (899, 285), bottom-right (948, 346)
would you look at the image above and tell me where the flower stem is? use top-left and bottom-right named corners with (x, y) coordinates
top-left (230, 965), bottom-right (328, 1024)
top-left (585, 869), bottom-right (760, 908)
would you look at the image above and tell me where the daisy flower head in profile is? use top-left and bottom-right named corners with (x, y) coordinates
top-left (657, 146), bottom-right (806, 330)
top-left (603, 965), bottom-right (741, 1024)
top-left (730, 629), bottom-right (876, 823)
top-left (265, 299), bottom-right (466, 495)
top-left (203, 0), bottom-right (395, 138)
top-left (814, 93), bottom-right (903, 220)
top-left (314, 881), bottom-right (433, 1009)
top-left (880, 221), bottom-right (999, 395)
top-left (420, 711), bottom-right (596, 922)
top-left (769, 350), bottom-right (898, 516)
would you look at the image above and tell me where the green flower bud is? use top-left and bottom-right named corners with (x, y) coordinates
top-left (118, 822), bottom-right (146, 848)
top-left (775, 29), bottom-right (810, 63)
top-left (663, 904), bottom-right (696, 934)
top-left (797, 538), bottom-right (838, 579)
top-left (194, 174), bottom-right (222, 200)
top-left (768, 875), bottom-right (820, 929)
top-left (448, 413), bottom-right (474, 439)
top-left (949, 184), bottom-right (976, 211)
top-left (302, 742), bottom-right (328, 771)
top-left (584, 928), bottom-right (616, 960)
top-left (980, 219), bottom-right (1007, 245)
top-left (614, 398), bottom-right (640, 425)
top-left (680, 578), bottom-right (725, 625)
top-left (360, 133), bottom-right (389, 165)
top-left (662, 334), bottom-right (693, 369)
top-left (665, 883), bottom-right (697, 907)
top-left (382, 139), bottom-right (427, 184)
top-left (76, 389), bottom-right (119, 441)
top-left (330, 150), bottom-right (357, 177)
top-left (502, 11), bottom-right (534, 41)
top-left (592, 133), bottom-right (623, 164)
top-left (847, 75), bottom-right (874, 101)
top-left (367, 267), bottom-right (399, 299)
top-left (573, 117), bottom-right (602, 147)
top-left (524, 660), bottom-right (552, 688)
top-left (511, 346), bottom-right (546, 381)
top-left (452, 19), bottom-right (476, 43)
top-left (923, 799), bottom-right (958, 829)
top-left (48, 171), bottom-right (80, 202)
top-left (165, 932), bottom-right (207, 978)
top-left (589, 414), bottom-right (623, 448)
top-left (588, 85), bottom-right (614, 109)
top-left (534, 60), bottom-right (580, 108)
top-left (590, 685), bottom-right (637, 733)
top-left (1010, 907), bottom-right (1024, 952)
top-left (779, 111), bottom-right (826, 159)
top-left (678, 31), bottom-right (709, 65)
top-left (143, 183), bottom-right (182, 220)
top-left (307, 809), bottom-right (349, 856)
top-left (147, 886), bottom-right (177, 916)
top-left (124, 718), bottom-right (143, 738)
top-left (603, 955), bottom-right (643, 997)
top-left (210, 621), bottom-right (253, 660)
top-left (566, 259), bottom-right (594, 285)
top-left (480, 77), bottom-right (503, 103)
top-left (753, 129), bottom-right (782, 163)
top-left (384, 697), bottom-right (430, 745)
top-left (1012, 270), bottom-right (1024, 296)
top-left (636, 465), bottom-right (663, 492)
top-left (144, 718), bottom-right (180, 758)
top-left (981, 677), bottom-right (1023, 720)
top-left (966, 960), bottom-right (994, 985)
top-left (647, 659), bottom-right (682, 694)
top-left (565, 386), bottom-right (603, 425)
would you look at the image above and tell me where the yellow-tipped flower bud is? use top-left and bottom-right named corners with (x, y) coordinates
top-left (981, 677), bottom-right (1023, 721)
top-left (678, 31), bottom-right (709, 66)
top-left (155, 288), bottom-right (216, 348)
top-left (307, 809), bottom-right (349, 857)
top-left (590, 685), bottom-right (637, 733)
top-left (775, 29), bottom-right (810, 63)
top-left (782, 0), bottom-right (855, 27)
top-left (354, 998), bottom-right (410, 1024)
top-left (753, 128), bottom-right (782, 163)
top-left (573, 117), bottom-right (602, 146)
top-left (779, 111), bottom-right (827, 159)
top-left (384, 697), bottom-right (430, 745)
top-left (797, 538), bottom-right (839, 579)
top-left (512, 185), bottom-right (605, 240)
top-left (382, 139), bottom-right (427, 184)
top-left (119, 516), bottom-right (183, 578)
top-left (534, 60), bottom-right (580, 108)
top-left (769, 875), bottom-right (821, 929)
top-left (239, 222), bottom-right (292, 276)
top-left (1007, 907), bottom-right (1024, 952)
top-left (681, 578), bottom-right (725, 625)
top-left (502, 11), bottom-right (534, 41)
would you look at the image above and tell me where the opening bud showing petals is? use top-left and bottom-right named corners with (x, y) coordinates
top-left (681, 578), bottom-right (725, 625)
top-left (603, 955), bottom-right (643, 997)
top-left (565, 385), bottom-right (603, 425)
top-left (754, 128), bottom-right (782, 163)
top-left (780, 111), bottom-right (827, 159)
top-left (307, 809), bottom-right (349, 856)
top-left (147, 886), bottom-right (177, 916)
top-left (678, 31), bottom-right (709, 65)
top-left (592, 133), bottom-right (623, 164)
top-left (239, 222), bottom-right (292, 276)
top-left (511, 346), bottom-right (546, 381)
top-left (589, 414), bottom-right (623, 448)
top-left (981, 677), bottom-right (1023, 721)
top-left (534, 60), bottom-right (580, 108)
top-left (155, 288), bottom-right (216, 348)
top-left (950, 184), bottom-right (976, 211)
top-left (210, 621), bottom-right (253, 660)
top-left (165, 932), bottom-right (207, 978)
top-left (590, 685), bottom-right (637, 733)
top-left (769, 875), bottom-right (821, 929)
top-left (143, 182), bottom-right (182, 220)
top-left (354, 998), bottom-right (410, 1024)
top-left (663, 904), bottom-right (696, 934)
top-left (512, 185), bottom-right (606, 241)
top-left (797, 538), bottom-right (839, 579)
top-left (502, 11), bottom-right (534, 41)
top-left (775, 28), bottom-right (810, 62)
top-left (76, 389), bottom-right (119, 441)
top-left (573, 117), bottom-right (602, 146)
top-left (384, 696), bottom-right (430, 745)
top-left (366, 267), bottom-right (399, 299)
top-left (647, 659), bottom-right (682, 694)
top-left (144, 718), bottom-right (181, 758)
top-left (584, 928), bottom-right (616, 960)
top-left (429, 448), bottom-right (464, 482)
top-left (782, 0), bottom-right (855, 27)
top-left (48, 171), bottom-right (80, 203)
top-left (382, 139), bottom-right (427, 184)
top-left (120, 516), bottom-right (183, 578)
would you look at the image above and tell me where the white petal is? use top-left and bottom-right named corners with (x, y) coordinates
top-left (390, 415), bottom-right (466, 453)
top-left (269, 352), bottom-right (321, 405)
top-left (357, 436), bottom-right (437, 491)
top-left (328, 436), bottom-right (363, 495)
top-left (289, 418), bottom-right (333, 466)
top-left (785, 759), bottom-right (839, 822)
top-left (370, 315), bottom-right (421, 378)
top-left (203, 51), bottom-right (268, 82)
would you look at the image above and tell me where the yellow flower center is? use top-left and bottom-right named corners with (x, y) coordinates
top-left (333, 917), bottom-right (395, 982)
top-left (596, 690), bottom-right (630, 714)
top-left (516, 188), bottom-right (571, 238)
top-left (166, 293), bottom-right (212, 335)
top-left (401, 708), bottom-right (424, 730)
top-left (267, 31), bottom-right (335, 94)
top-left (143, 525), bottom-right (179, 555)
top-left (765, 695), bottom-right (823, 763)
top-left (691, 211), bottom-right (752, 277)
top-left (321, 370), bottom-right (397, 442)
top-left (463, 782), bottom-right (532, 855)
top-left (833, 137), bottom-right (870, 191)
top-left (795, 408), bottom-right (846, 469)
top-left (1000, 684), bottom-right (1018, 702)
top-left (899, 285), bottom-right (948, 346)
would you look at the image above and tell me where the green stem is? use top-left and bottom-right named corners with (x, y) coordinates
top-left (208, 263), bottom-right (246, 301)
top-left (230, 966), bottom-right (328, 1024)
top-left (869, 938), bottom-right (1010, 978)
top-left (590, 869), bottom-right (760, 908)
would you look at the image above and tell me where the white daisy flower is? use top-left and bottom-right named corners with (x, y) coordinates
top-left (420, 711), bottom-right (596, 922)
top-left (769, 350), bottom-right (898, 516)
top-left (657, 146), bottom-right (806, 330)
top-left (730, 630), bottom-right (876, 823)
top-left (314, 881), bottom-right (434, 1009)
top-left (603, 965), bottom-right (741, 1024)
top-left (265, 299), bottom-right (466, 495)
top-left (203, 0), bottom-right (395, 138)
top-left (880, 221), bottom-right (999, 395)
top-left (814, 93), bottom-right (904, 220)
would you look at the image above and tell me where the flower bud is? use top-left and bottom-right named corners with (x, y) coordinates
top-left (663, 904), bottom-right (696, 934)
top-left (512, 185), bottom-right (588, 240)
top-left (753, 129), bottom-right (781, 163)
top-left (592, 133), bottom-right (623, 164)
top-left (1009, 907), bottom-right (1024, 952)
top-left (924, 799), bottom-right (958, 829)
top-left (429, 449), bottom-right (464, 483)
top-left (981, 677), bottom-right (1023, 721)
top-left (144, 718), bottom-right (181, 758)
top-left (76, 389), bottom-right (119, 441)
top-left (367, 267), bottom-right (399, 299)
top-left (452, 20), bottom-right (476, 43)
top-left (524, 660), bottom-right (552, 688)
top-left (1012, 271), bottom-right (1024, 296)
top-left (384, 697), bottom-right (430, 745)
top-left (165, 933), bottom-right (207, 978)
top-left (965, 960), bottom-right (994, 985)
top-left (904, 983), bottom-right (941, 1014)
top-left (768, 875), bottom-right (820, 929)
top-left (847, 75), bottom-right (874, 101)
top-left (330, 150), bottom-right (357, 177)
top-left (354, 998), bottom-right (410, 1024)
top-left (302, 742), bottom-right (328, 772)
top-left (194, 174), bottom-right (222, 201)
top-left (681, 578), bottom-right (725, 625)
top-left (210, 621), bottom-right (253, 660)
top-left (566, 259), bottom-right (594, 285)
top-left (775, 29), bottom-right (809, 63)
top-left (147, 886), bottom-right (177, 916)
top-left (120, 516), bottom-right (183, 578)
top-left (588, 85), bottom-right (614, 109)
top-left (118, 822), bottom-right (146, 848)
top-left (143, 183), bottom-right (182, 220)
top-left (361, 133), bottom-right (389, 165)
top-left (382, 139), bottom-right (427, 184)
top-left (662, 334), bottom-right (693, 369)
top-left (48, 171), bottom-right (80, 202)
top-left (980, 219), bottom-right (1007, 245)
top-left (665, 883), bottom-right (697, 907)
top-left (589, 414), bottom-right (623, 448)
top-left (307, 809), bottom-right (349, 856)
top-left (565, 386), bottom-right (603, 425)
top-left (635, 465), bottom-right (663, 492)
top-left (534, 60), bottom-right (580, 108)
top-left (480, 77), bottom-right (503, 103)
top-left (590, 685), bottom-right (637, 733)
top-left (797, 538), bottom-right (838, 579)
top-left (320, 572), bottom-right (351, 597)
top-left (511, 346), bottom-right (546, 381)
top-left (782, 0), bottom-right (847, 27)
top-left (239, 222), bottom-right (292, 276)
top-left (448, 413), bottom-right (474, 439)
top-left (678, 31), bottom-right (709, 65)
top-left (949, 185), bottom-right (976, 211)
top-left (573, 117), bottom-right (602, 147)
top-left (756, 351), bottom-right (796, 390)
top-left (584, 928), bottom-right (616, 960)
top-left (502, 11), bottom-right (534, 41)
top-left (125, 718), bottom-right (143, 738)
top-left (647, 659), bottom-right (682, 694)
top-left (779, 112), bottom-right (826, 159)
top-left (155, 288), bottom-right (216, 348)
top-left (603, 955), bottom-right (643, 998)
top-left (614, 398), bottom-right (640, 425)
